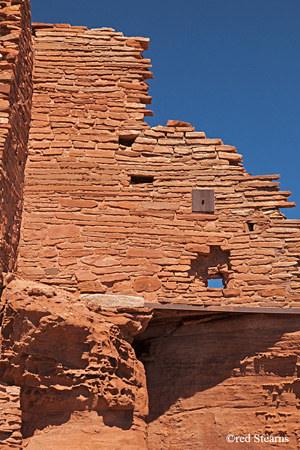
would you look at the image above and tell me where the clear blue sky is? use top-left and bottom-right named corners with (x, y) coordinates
top-left (30, 0), bottom-right (300, 219)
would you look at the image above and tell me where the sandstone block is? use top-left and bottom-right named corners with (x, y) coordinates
top-left (184, 244), bottom-right (210, 255)
top-left (78, 281), bottom-right (106, 293)
top-left (48, 224), bottom-right (81, 239)
top-left (133, 275), bottom-right (161, 292)
top-left (80, 293), bottom-right (144, 308)
top-left (126, 248), bottom-right (163, 258)
top-left (75, 271), bottom-right (97, 282)
top-left (166, 120), bottom-right (193, 128)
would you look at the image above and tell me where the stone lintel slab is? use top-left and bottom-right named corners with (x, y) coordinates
top-left (81, 293), bottom-right (144, 308)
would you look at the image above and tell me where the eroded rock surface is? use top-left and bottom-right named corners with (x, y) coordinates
top-left (2, 285), bottom-right (300, 449)
top-left (0, 382), bottom-right (22, 448)
top-left (137, 312), bottom-right (300, 449)
top-left (0, 278), bottom-right (151, 449)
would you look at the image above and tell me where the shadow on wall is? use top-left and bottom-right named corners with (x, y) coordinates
top-left (133, 313), bottom-right (300, 422)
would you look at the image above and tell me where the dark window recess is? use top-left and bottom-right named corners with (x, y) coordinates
top-left (130, 175), bottom-right (154, 185)
top-left (119, 137), bottom-right (136, 147)
top-left (247, 222), bottom-right (255, 232)
top-left (192, 189), bottom-right (214, 213)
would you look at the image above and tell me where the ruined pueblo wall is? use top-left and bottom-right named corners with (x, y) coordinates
top-left (0, 6), bottom-right (300, 450)
top-left (0, 0), bottom-right (33, 276)
top-left (15, 24), bottom-right (300, 308)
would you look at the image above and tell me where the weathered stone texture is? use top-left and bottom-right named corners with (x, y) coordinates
top-left (0, 278), bottom-right (151, 449)
top-left (0, 0), bottom-right (33, 276)
top-left (0, 383), bottom-right (22, 448)
top-left (137, 312), bottom-right (300, 449)
top-left (80, 293), bottom-right (145, 308)
top-left (0, 2), bottom-right (300, 449)
top-left (17, 107), bottom-right (300, 306)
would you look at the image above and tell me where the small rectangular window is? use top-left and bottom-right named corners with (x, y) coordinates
top-left (247, 222), bottom-right (255, 232)
top-left (130, 175), bottom-right (154, 185)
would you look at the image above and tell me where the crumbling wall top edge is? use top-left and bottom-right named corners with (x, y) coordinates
top-left (31, 22), bottom-right (150, 50)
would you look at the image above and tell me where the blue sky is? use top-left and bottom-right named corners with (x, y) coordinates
top-left (30, 0), bottom-right (300, 219)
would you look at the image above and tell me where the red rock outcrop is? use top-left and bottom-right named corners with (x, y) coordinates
top-left (3, 278), bottom-right (300, 449)
top-left (137, 311), bottom-right (300, 449)
top-left (0, 278), bottom-right (151, 449)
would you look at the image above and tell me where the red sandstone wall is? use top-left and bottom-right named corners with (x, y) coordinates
top-left (0, 0), bottom-right (33, 276)
top-left (16, 23), bottom-right (153, 286)
top-left (139, 312), bottom-right (300, 449)
top-left (0, 9), bottom-right (299, 450)
top-left (17, 77), bottom-right (300, 307)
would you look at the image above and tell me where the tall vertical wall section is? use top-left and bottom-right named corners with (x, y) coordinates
top-left (1, 1), bottom-right (300, 449)
top-left (0, 0), bottom-right (32, 277)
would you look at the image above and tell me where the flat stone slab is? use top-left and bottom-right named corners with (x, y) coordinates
top-left (80, 293), bottom-right (144, 308)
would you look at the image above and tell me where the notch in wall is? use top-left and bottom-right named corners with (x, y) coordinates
top-left (192, 189), bottom-right (214, 213)
top-left (130, 175), bottom-right (154, 185)
top-left (119, 137), bottom-right (136, 147)
top-left (247, 222), bottom-right (255, 232)
top-left (188, 245), bottom-right (231, 289)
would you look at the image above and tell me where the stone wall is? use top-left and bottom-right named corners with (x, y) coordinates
top-left (16, 28), bottom-right (300, 308)
top-left (0, 3), bottom-right (300, 449)
top-left (0, 0), bottom-right (33, 277)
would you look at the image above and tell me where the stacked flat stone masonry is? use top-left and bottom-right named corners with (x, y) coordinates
top-left (0, 0), bottom-right (33, 277)
top-left (15, 23), bottom-right (300, 308)
top-left (0, 5), bottom-right (300, 449)
top-left (30, 23), bottom-right (152, 134)
top-left (0, 383), bottom-right (22, 448)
